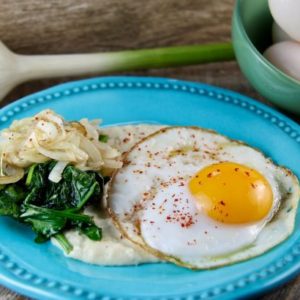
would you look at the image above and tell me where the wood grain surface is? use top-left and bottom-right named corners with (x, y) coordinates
top-left (0, 0), bottom-right (299, 299)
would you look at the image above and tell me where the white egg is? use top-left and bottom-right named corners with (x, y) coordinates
top-left (109, 127), bottom-right (299, 268)
top-left (264, 41), bottom-right (300, 81)
top-left (272, 21), bottom-right (293, 43)
top-left (269, 0), bottom-right (300, 41)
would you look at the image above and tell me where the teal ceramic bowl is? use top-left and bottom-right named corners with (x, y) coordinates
top-left (232, 0), bottom-right (300, 114)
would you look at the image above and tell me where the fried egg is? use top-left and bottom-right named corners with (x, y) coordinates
top-left (108, 127), bottom-right (300, 268)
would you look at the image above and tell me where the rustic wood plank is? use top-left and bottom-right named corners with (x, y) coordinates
top-left (0, 0), bottom-right (299, 299)
top-left (0, 0), bottom-right (233, 54)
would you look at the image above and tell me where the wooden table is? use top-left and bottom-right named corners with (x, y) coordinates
top-left (0, 0), bottom-right (299, 299)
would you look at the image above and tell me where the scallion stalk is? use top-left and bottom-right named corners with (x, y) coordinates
top-left (20, 42), bottom-right (235, 79)
top-left (105, 42), bottom-right (235, 71)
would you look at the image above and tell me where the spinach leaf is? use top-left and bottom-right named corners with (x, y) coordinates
top-left (20, 205), bottom-right (68, 238)
top-left (0, 161), bottom-right (105, 252)
top-left (53, 233), bottom-right (73, 253)
top-left (0, 184), bottom-right (26, 217)
top-left (24, 163), bottom-right (104, 211)
top-left (80, 224), bottom-right (102, 240)
top-left (20, 204), bottom-right (102, 250)
top-left (61, 166), bottom-right (103, 210)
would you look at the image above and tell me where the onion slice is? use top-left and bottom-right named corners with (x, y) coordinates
top-left (48, 161), bottom-right (68, 183)
top-left (0, 109), bottom-right (122, 183)
top-left (0, 164), bottom-right (24, 184)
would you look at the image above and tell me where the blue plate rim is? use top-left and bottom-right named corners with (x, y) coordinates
top-left (0, 75), bottom-right (299, 300)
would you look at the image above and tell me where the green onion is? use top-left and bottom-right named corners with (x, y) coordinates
top-left (22, 42), bottom-right (235, 80)
top-left (108, 42), bottom-right (235, 71)
top-left (99, 134), bottom-right (109, 143)
top-left (26, 164), bottom-right (37, 186)
top-left (1, 42), bottom-right (234, 101)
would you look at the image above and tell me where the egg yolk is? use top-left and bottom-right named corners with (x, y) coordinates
top-left (189, 162), bottom-right (273, 224)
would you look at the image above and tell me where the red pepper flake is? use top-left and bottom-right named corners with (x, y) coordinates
top-left (207, 173), bottom-right (212, 178)
top-left (219, 200), bottom-right (226, 206)
top-left (251, 183), bottom-right (256, 189)
top-left (133, 204), bottom-right (142, 212)
top-left (133, 170), bottom-right (144, 174)
top-left (123, 137), bottom-right (130, 143)
top-left (286, 169), bottom-right (292, 176)
top-left (245, 171), bottom-right (250, 177)
top-left (234, 168), bottom-right (239, 172)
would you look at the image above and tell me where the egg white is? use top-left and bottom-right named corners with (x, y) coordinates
top-left (108, 127), bottom-right (300, 268)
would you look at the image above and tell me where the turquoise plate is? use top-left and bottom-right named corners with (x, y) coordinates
top-left (0, 76), bottom-right (300, 300)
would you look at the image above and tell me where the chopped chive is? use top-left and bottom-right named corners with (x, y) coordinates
top-left (99, 134), bottom-right (109, 143)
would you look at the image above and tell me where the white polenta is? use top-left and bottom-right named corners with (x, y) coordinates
top-left (52, 125), bottom-right (164, 265)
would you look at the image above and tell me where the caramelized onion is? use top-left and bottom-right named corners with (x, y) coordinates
top-left (0, 109), bottom-right (121, 183)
